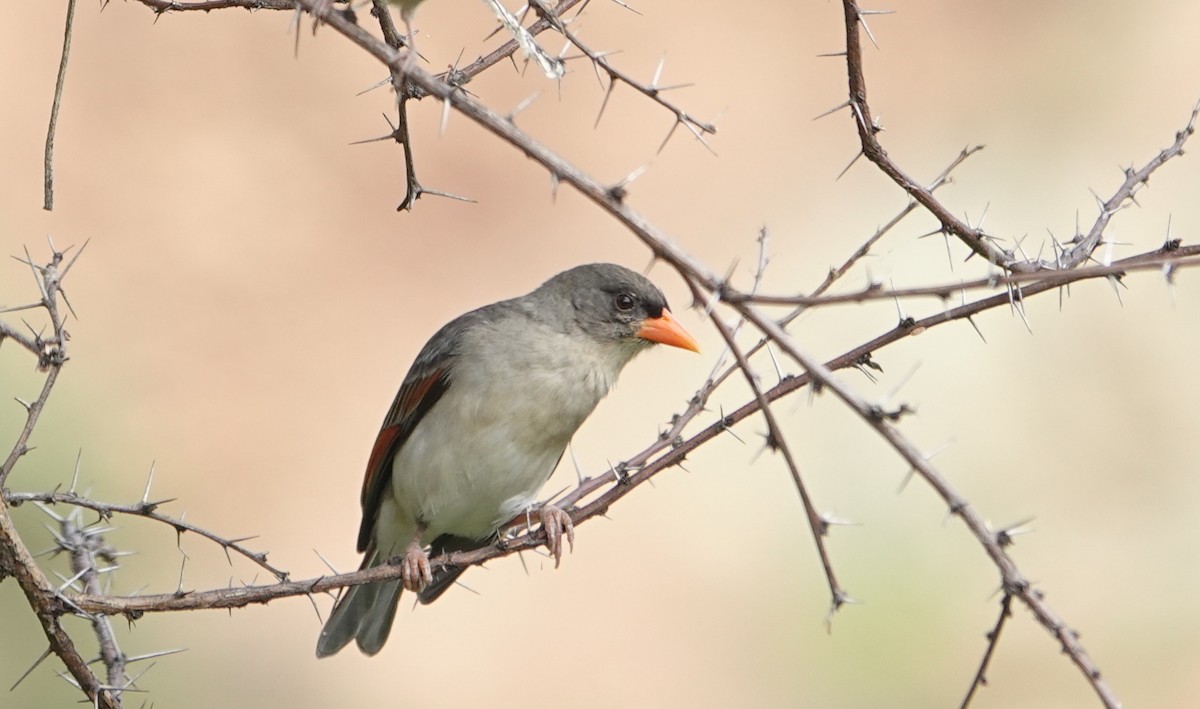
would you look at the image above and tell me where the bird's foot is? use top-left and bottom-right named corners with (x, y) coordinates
top-left (539, 505), bottom-right (575, 569)
top-left (395, 539), bottom-right (432, 593)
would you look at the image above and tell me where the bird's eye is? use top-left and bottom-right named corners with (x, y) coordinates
top-left (614, 293), bottom-right (636, 312)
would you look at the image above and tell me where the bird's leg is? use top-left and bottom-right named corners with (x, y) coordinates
top-left (538, 505), bottom-right (575, 569)
top-left (397, 523), bottom-right (432, 593)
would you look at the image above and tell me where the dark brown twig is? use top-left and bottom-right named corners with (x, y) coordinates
top-left (43, 0), bottom-right (77, 211)
top-left (961, 593), bottom-right (1015, 708)
top-left (135, 0), bottom-right (294, 10)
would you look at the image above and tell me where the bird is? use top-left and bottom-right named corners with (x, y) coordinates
top-left (316, 263), bottom-right (700, 657)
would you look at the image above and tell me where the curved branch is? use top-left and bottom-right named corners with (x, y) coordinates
top-left (0, 501), bottom-right (120, 709)
top-left (839, 0), bottom-right (1196, 275)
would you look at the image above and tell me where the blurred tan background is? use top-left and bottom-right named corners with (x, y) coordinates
top-left (2, 1), bottom-right (1199, 707)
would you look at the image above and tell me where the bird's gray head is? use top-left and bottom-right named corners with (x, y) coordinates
top-left (534, 263), bottom-right (700, 353)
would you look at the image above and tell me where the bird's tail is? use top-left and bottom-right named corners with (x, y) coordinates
top-left (416, 534), bottom-right (477, 605)
top-left (315, 548), bottom-right (403, 658)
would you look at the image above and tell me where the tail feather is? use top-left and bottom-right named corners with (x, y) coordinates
top-left (417, 534), bottom-right (477, 605)
top-left (417, 567), bottom-right (467, 605)
top-left (354, 578), bottom-right (403, 654)
top-left (317, 533), bottom-right (485, 656)
top-left (315, 552), bottom-right (404, 658)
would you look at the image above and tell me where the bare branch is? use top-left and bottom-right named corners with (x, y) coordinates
top-left (726, 247), bottom-right (1200, 307)
top-left (0, 502), bottom-right (121, 709)
top-left (135, 0), bottom-right (295, 10)
top-left (8, 489), bottom-right (289, 581)
top-left (57, 509), bottom-right (128, 699)
top-left (702, 295), bottom-right (849, 622)
top-left (1, 246), bottom-right (75, 488)
top-left (43, 0), bottom-right (77, 211)
top-left (961, 592), bottom-right (1015, 707)
top-left (839, 0), bottom-right (1195, 276)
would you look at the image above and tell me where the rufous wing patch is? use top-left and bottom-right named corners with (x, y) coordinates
top-left (355, 366), bottom-right (451, 553)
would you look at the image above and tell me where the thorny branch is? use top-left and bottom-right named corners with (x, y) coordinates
top-left (524, 0), bottom-right (717, 152)
top-left (135, 0), bottom-right (295, 11)
top-left (29, 240), bottom-right (1199, 623)
top-left (0, 511), bottom-right (121, 709)
top-left (278, 4), bottom-right (1192, 707)
top-left (838, 0), bottom-right (1197, 276)
top-left (8, 487), bottom-right (291, 582)
top-left (1, 240), bottom-right (80, 488)
top-left (703, 299), bottom-right (849, 620)
top-left (961, 593), bottom-right (1015, 709)
top-left (55, 506), bottom-right (128, 699)
top-left (729, 248), bottom-right (1200, 307)
top-left (688, 234), bottom-right (846, 621)
top-left (1, 244), bottom-right (122, 708)
top-left (131, 0), bottom-right (716, 207)
top-left (809, 144), bottom-right (985, 299)
top-left (6, 2), bottom-right (1198, 707)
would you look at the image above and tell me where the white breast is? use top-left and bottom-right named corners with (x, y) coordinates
top-left (382, 318), bottom-right (632, 547)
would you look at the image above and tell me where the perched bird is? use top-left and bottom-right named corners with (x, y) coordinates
top-left (316, 263), bottom-right (700, 657)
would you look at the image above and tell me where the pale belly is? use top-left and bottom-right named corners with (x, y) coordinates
top-left (376, 365), bottom-right (604, 552)
top-left (370, 317), bottom-right (632, 556)
top-left (389, 410), bottom-right (566, 541)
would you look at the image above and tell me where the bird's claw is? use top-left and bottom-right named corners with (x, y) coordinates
top-left (399, 540), bottom-right (432, 593)
top-left (539, 506), bottom-right (575, 568)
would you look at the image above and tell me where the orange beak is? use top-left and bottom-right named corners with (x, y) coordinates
top-left (636, 309), bottom-right (701, 353)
